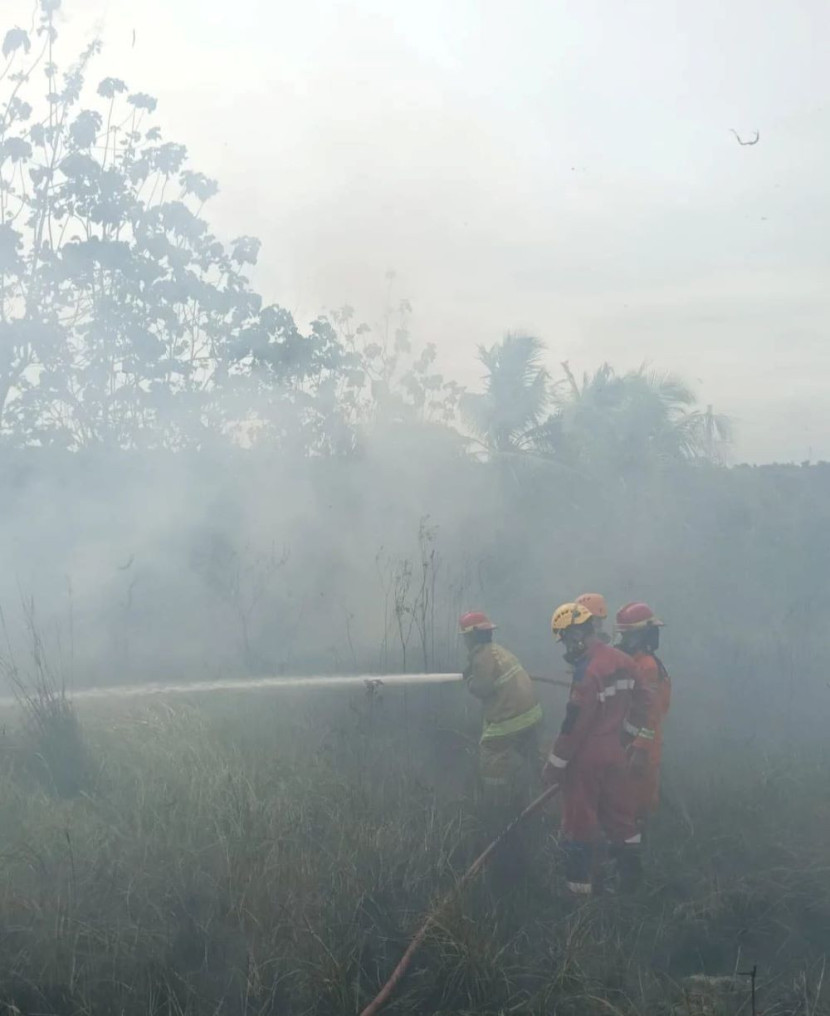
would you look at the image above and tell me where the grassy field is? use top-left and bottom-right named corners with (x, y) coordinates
top-left (0, 682), bottom-right (827, 1016)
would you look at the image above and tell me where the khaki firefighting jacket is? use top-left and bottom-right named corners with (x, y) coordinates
top-left (464, 642), bottom-right (542, 741)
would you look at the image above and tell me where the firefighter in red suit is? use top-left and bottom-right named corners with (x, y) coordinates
top-left (575, 592), bottom-right (611, 643)
top-left (542, 603), bottom-right (652, 895)
top-left (615, 601), bottom-right (671, 829)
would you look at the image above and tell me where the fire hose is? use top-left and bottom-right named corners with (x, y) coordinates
top-left (0, 672), bottom-right (567, 712)
top-left (531, 675), bottom-right (570, 688)
top-left (357, 782), bottom-right (561, 1016)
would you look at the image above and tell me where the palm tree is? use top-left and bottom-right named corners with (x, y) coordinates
top-left (548, 362), bottom-right (732, 469)
top-left (460, 334), bottom-right (551, 454)
top-left (461, 341), bottom-right (732, 468)
top-left (678, 404), bottom-right (734, 463)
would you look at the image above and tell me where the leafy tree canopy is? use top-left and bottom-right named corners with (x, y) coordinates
top-left (0, 2), bottom-right (364, 451)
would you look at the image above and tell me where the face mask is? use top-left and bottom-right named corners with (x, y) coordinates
top-left (563, 641), bottom-right (587, 665)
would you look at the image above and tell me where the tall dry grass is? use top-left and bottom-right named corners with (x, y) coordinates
top-left (0, 684), bottom-right (826, 1015)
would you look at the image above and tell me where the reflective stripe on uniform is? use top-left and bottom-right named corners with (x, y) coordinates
top-left (547, 752), bottom-right (568, 769)
top-left (623, 719), bottom-right (640, 737)
top-left (494, 663), bottom-right (522, 688)
top-left (636, 728), bottom-right (655, 740)
top-left (481, 702), bottom-right (543, 740)
top-left (598, 678), bottom-right (635, 702)
top-left (624, 833), bottom-right (642, 845)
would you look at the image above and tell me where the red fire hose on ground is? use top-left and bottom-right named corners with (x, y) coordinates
top-left (358, 782), bottom-right (561, 1016)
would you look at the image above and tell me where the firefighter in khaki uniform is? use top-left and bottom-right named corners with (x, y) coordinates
top-left (459, 612), bottom-right (543, 807)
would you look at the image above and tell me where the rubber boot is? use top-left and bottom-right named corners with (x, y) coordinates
top-left (610, 842), bottom-right (642, 893)
top-left (563, 841), bottom-right (594, 896)
top-left (591, 840), bottom-right (618, 896)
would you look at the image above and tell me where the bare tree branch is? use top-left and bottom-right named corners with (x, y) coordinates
top-left (730, 129), bottom-right (760, 146)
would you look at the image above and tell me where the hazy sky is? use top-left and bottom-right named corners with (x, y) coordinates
top-left (14, 0), bottom-right (830, 461)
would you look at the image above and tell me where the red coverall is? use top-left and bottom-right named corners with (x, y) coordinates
top-left (547, 639), bottom-right (652, 890)
top-left (626, 650), bottom-right (671, 819)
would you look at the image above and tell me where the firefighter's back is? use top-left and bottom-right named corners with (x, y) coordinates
top-left (631, 650), bottom-right (670, 749)
top-left (581, 640), bottom-right (638, 749)
top-left (478, 643), bottom-right (541, 737)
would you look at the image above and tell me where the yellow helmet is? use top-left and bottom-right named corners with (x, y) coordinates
top-left (551, 602), bottom-right (593, 640)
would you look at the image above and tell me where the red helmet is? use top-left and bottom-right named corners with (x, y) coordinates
top-left (615, 602), bottom-right (664, 631)
top-left (459, 611), bottom-right (497, 634)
